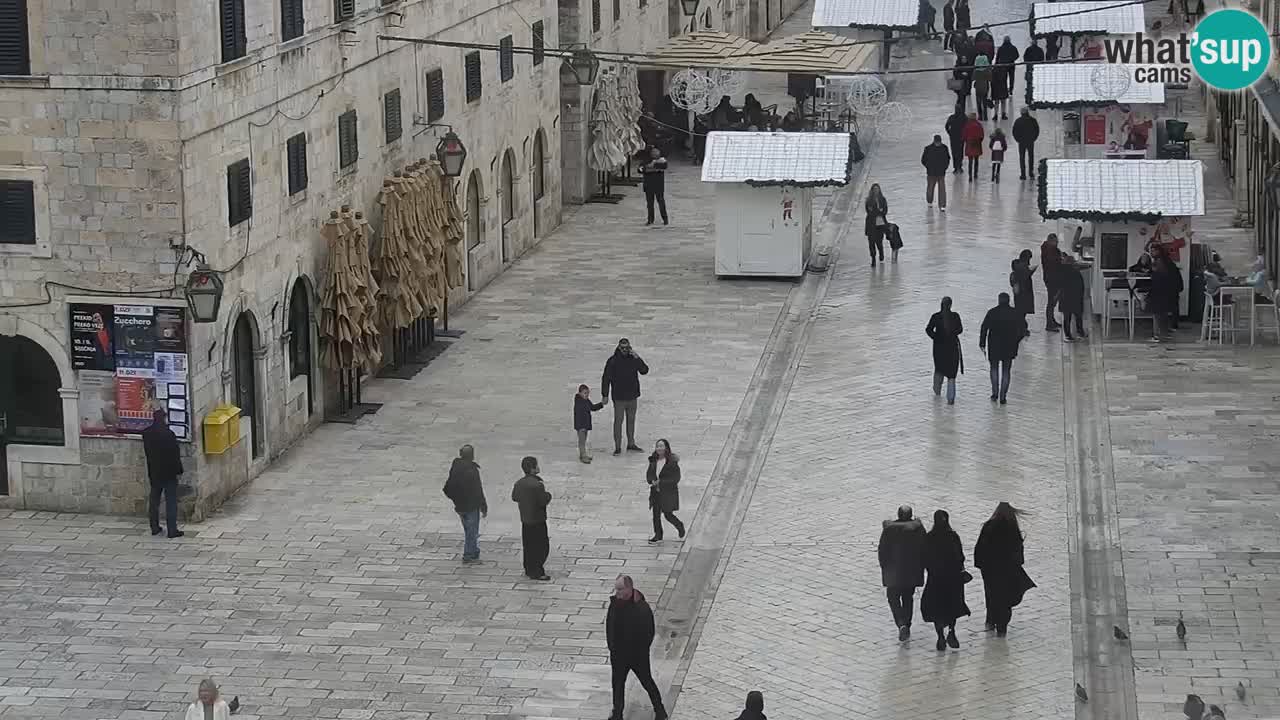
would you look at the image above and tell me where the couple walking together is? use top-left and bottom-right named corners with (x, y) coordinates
top-left (879, 502), bottom-right (1036, 647)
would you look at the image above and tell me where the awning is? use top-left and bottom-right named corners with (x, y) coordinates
top-left (1027, 63), bottom-right (1165, 108)
top-left (644, 32), bottom-right (761, 69)
top-left (736, 31), bottom-right (877, 74)
top-left (1039, 159), bottom-right (1205, 221)
top-left (701, 131), bottom-right (855, 187)
top-left (1031, 1), bottom-right (1145, 37)
top-left (812, 0), bottom-right (919, 31)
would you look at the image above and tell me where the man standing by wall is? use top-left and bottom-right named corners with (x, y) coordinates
top-left (602, 338), bottom-right (650, 456)
top-left (606, 575), bottom-right (668, 720)
top-left (512, 456), bottom-right (553, 581)
top-left (444, 444), bottom-right (487, 563)
top-left (142, 408), bottom-right (184, 538)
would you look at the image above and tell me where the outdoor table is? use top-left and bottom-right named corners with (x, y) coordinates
top-left (1216, 285), bottom-right (1257, 346)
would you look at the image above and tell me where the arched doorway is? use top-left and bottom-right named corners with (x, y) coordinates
top-left (465, 170), bottom-right (483, 291)
top-left (231, 312), bottom-right (262, 458)
top-left (0, 335), bottom-right (64, 495)
top-left (532, 130), bottom-right (546, 238)
top-left (287, 280), bottom-right (314, 416)
top-left (500, 149), bottom-right (516, 263)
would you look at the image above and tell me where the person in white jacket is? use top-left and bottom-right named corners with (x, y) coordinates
top-left (184, 679), bottom-right (230, 720)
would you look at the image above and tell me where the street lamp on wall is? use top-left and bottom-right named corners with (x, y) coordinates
top-left (679, 0), bottom-right (700, 33)
top-left (562, 43), bottom-right (600, 85)
top-left (435, 130), bottom-right (468, 177)
top-left (185, 259), bottom-right (225, 324)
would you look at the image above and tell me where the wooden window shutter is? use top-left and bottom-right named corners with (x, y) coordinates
top-left (0, 0), bottom-right (31, 75)
top-left (0, 180), bottom-right (36, 245)
top-left (281, 0), bottom-right (304, 41)
top-left (426, 69), bottom-right (445, 122)
top-left (226, 158), bottom-right (252, 226)
top-left (219, 0), bottom-right (247, 61)
top-left (383, 89), bottom-right (402, 143)
top-left (613, 0), bottom-right (620, 22)
top-left (286, 133), bottom-right (308, 195)
top-left (499, 36), bottom-right (513, 82)
top-left (338, 110), bottom-right (358, 168)
top-left (334, 0), bottom-right (354, 22)
top-left (531, 21), bottom-right (544, 66)
top-left (464, 51), bottom-right (482, 103)
top-left (592, 0), bottom-right (601, 31)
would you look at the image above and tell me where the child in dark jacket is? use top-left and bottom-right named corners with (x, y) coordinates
top-left (574, 384), bottom-right (605, 463)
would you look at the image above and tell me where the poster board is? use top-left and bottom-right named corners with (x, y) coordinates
top-left (69, 302), bottom-right (191, 441)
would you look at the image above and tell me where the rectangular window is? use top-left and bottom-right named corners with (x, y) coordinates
top-left (226, 158), bottom-right (252, 227)
top-left (286, 133), bottom-right (308, 196)
top-left (613, 0), bottom-right (620, 22)
top-left (499, 35), bottom-right (514, 83)
top-left (531, 21), bottom-right (544, 66)
top-left (334, 0), bottom-right (354, 22)
top-left (0, 0), bottom-right (31, 75)
top-left (219, 0), bottom-right (247, 62)
top-left (281, 0), bottom-right (304, 41)
top-left (464, 51), bottom-right (482, 103)
top-left (0, 180), bottom-right (35, 244)
top-left (592, 0), bottom-right (601, 31)
top-left (383, 88), bottom-right (402, 143)
top-left (426, 68), bottom-right (445, 122)
top-left (338, 110), bottom-right (358, 168)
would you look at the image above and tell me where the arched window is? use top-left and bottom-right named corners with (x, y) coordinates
top-left (466, 170), bottom-right (483, 291)
top-left (0, 335), bottom-right (64, 447)
top-left (287, 280), bottom-right (314, 415)
top-left (231, 312), bottom-right (261, 458)
top-left (501, 149), bottom-right (516, 223)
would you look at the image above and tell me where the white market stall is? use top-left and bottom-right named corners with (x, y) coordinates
top-left (702, 131), bottom-right (854, 278)
top-left (1039, 158), bottom-right (1204, 322)
top-left (812, 0), bottom-right (920, 69)
top-left (1026, 63), bottom-right (1165, 159)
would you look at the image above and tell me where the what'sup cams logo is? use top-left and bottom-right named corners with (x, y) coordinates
top-left (1102, 9), bottom-right (1274, 91)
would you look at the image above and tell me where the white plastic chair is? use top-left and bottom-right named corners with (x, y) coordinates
top-left (1255, 289), bottom-right (1280, 343)
top-left (1103, 285), bottom-right (1133, 340)
top-left (1201, 291), bottom-right (1233, 344)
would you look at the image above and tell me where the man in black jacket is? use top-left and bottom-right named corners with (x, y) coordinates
top-left (142, 408), bottom-right (184, 538)
top-left (602, 338), bottom-right (650, 455)
top-left (979, 293), bottom-right (1028, 404)
top-left (1058, 261), bottom-right (1088, 342)
top-left (640, 147), bottom-right (669, 226)
top-left (511, 456), bottom-right (552, 580)
top-left (444, 444), bottom-right (487, 563)
top-left (878, 505), bottom-right (926, 641)
top-left (606, 575), bottom-right (667, 720)
top-left (945, 105), bottom-right (967, 174)
top-left (921, 134), bottom-right (952, 211)
top-left (1012, 107), bottom-right (1040, 180)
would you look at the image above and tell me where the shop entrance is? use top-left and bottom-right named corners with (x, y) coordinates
top-left (231, 313), bottom-right (261, 458)
top-left (0, 335), bottom-right (66, 495)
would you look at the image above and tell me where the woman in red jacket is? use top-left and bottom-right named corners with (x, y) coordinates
top-left (962, 113), bottom-right (985, 181)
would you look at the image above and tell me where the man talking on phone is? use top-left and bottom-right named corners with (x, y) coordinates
top-left (601, 338), bottom-right (649, 456)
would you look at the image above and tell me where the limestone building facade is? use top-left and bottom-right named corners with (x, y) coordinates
top-left (0, 0), bottom-right (668, 514)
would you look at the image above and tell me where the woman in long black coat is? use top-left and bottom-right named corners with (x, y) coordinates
top-left (646, 439), bottom-right (685, 543)
top-left (974, 501), bottom-right (1036, 636)
top-left (921, 509), bottom-right (970, 651)
top-left (926, 297), bottom-right (964, 405)
top-left (1010, 251), bottom-right (1037, 323)
top-left (864, 184), bottom-right (889, 267)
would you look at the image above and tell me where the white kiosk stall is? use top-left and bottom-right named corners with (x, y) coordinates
top-left (702, 131), bottom-right (854, 278)
top-left (1026, 63), bottom-right (1165, 159)
top-left (1039, 159), bottom-right (1204, 320)
top-left (813, 0), bottom-right (921, 69)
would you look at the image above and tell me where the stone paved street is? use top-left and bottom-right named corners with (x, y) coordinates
top-left (671, 11), bottom-right (1079, 720)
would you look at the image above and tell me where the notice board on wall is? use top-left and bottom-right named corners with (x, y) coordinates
top-left (70, 303), bottom-right (191, 441)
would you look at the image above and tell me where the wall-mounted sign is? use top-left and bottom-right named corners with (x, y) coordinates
top-left (70, 303), bottom-right (191, 441)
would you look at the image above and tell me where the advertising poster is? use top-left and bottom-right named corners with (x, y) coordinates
top-left (154, 307), bottom-right (186, 352)
top-left (113, 305), bottom-right (156, 374)
top-left (69, 304), bottom-right (116, 371)
top-left (78, 370), bottom-right (119, 435)
top-left (1083, 113), bottom-right (1107, 145)
top-left (115, 376), bottom-right (157, 432)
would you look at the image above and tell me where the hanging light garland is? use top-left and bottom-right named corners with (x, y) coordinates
top-left (846, 76), bottom-right (889, 115)
top-left (1089, 64), bottom-right (1132, 100)
top-left (874, 102), bottom-right (913, 141)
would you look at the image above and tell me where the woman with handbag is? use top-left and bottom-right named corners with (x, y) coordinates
top-left (646, 439), bottom-right (685, 543)
top-left (921, 509), bottom-right (971, 651)
top-left (975, 502), bottom-right (1036, 637)
top-left (864, 184), bottom-right (890, 267)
